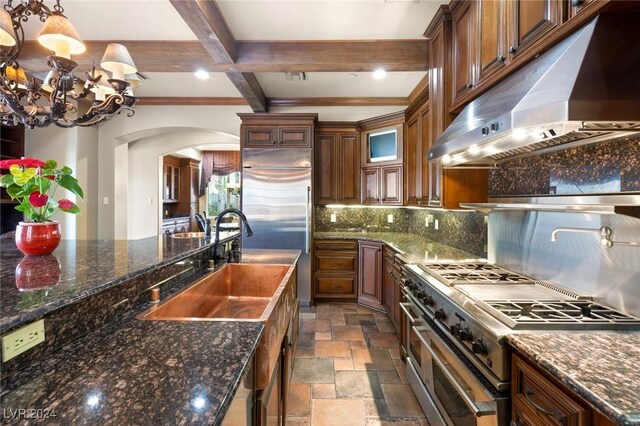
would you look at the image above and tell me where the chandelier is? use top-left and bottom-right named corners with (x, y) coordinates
top-left (0, 0), bottom-right (140, 128)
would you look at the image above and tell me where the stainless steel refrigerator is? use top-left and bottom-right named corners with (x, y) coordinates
top-left (241, 148), bottom-right (312, 304)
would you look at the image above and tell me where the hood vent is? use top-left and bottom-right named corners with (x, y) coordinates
top-left (427, 13), bottom-right (640, 166)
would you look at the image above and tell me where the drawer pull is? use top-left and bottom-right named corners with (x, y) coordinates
top-left (524, 391), bottom-right (559, 419)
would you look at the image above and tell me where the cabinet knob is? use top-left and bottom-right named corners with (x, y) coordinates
top-left (497, 54), bottom-right (506, 62)
top-left (465, 83), bottom-right (473, 89)
top-left (509, 46), bottom-right (517, 55)
top-left (571, 0), bottom-right (585, 6)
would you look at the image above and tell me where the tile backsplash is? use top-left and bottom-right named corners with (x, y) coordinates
top-left (315, 206), bottom-right (487, 258)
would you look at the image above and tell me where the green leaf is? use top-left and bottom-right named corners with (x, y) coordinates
top-left (0, 174), bottom-right (14, 187)
top-left (11, 166), bottom-right (36, 185)
top-left (34, 176), bottom-right (52, 193)
top-left (15, 184), bottom-right (39, 198)
top-left (6, 184), bottom-right (24, 199)
top-left (60, 166), bottom-right (73, 175)
top-left (16, 199), bottom-right (34, 219)
top-left (57, 174), bottom-right (84, 198)
top-left (45, 160), bottom-right (58, 169)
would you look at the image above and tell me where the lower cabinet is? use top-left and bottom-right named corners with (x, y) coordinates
top-left (313, 240), bottom-right (358, 302)
top-left (358, 241), bottom-right (385, 311)
top-left (222, 354), bottom-right (255, 426)
top-left (258, 352), bottom-right (282, 426)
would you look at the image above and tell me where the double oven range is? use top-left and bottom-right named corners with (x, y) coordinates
top-left (400, 262), bottom-right (640, 426)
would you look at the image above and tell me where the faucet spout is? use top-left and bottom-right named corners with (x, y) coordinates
top-left (550, 226), bottom-right (613, 248)
top-left (213, 208), bottom-right (254, 261)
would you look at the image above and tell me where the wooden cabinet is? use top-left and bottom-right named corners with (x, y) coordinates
top-left (567, 0), bottom-right (598, 20)
top-left (507, 0), bottom-right (563, 61)
top-left (381, 165), bottom-right (402, 205)
top-left (239, 113), bottom-right (317, 149)
top-left (313, 240), bottom-right (358, 302)
top-left (358, 241), bottom-right (385, 311)
top-left (404, 105), bottom-right (430, 206)
top-left (163, 163), bottom-right (180, 202)
top-left (477, 0), bottom-right (508, 83)
top-left (451, 0), bottom-right (477, 105)
top-left (382, 251), bottom-right (395, 320)
top-left (1, 124), bottom-right (25, 234)
top-left (314, 125), bottom-right (360, 205)
top-left (361, 167), bottom-right (380, 205)
top-left (258, 349), bottom-right (282, 426)
top-left (221, 354), bottom-right (255, 426)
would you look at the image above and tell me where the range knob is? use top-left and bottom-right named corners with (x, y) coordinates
top-left (423, 294), bottom-right (434, 306)
top-left (450, 323), bottom-right (461, 338)
top-left (472, 339), bottom-right (488, 356)
top-left (435, 308), bottom-right (447, 321)
top-left (459, 328), bottom-right (473, 342)
top-left (404, 279), bottom-right (414, 290)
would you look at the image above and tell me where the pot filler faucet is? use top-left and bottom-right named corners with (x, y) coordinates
top-left (551, 226), bottom-right (639, 248)
top-left (213, 208), bottom-right (254, 261)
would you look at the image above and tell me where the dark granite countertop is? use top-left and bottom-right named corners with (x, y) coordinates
top-left (507, 333), bottom-right (640, 425)
top-left (0, 232), bottom-right (239, 333)
top-left (314, 231), bottom-right (480, 263)
top-left (0, 249), bottom-right (300, 425)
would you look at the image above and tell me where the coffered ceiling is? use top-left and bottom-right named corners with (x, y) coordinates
top-left (18, 0), bottom-right (447, 111)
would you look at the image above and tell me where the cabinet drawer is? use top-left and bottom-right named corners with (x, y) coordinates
top-left (315, 239), bottom-right (357, 252)
top-left (512, 354), bottom-right (589, 426)
top-left (316, 253), bottom-right (357, 273)
top-left (315, 276), bottom-right (356, 297)
top-left (243, 126), bottom-right (277, 147)
top-left (279, 126), bottom-right (311, 148)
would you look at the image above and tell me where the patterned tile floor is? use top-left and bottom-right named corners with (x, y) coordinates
top-left (287, 303), bottom-right (429, 426)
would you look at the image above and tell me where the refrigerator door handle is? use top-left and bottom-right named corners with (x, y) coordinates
top-left (305, 186), bottom-right (311, 254)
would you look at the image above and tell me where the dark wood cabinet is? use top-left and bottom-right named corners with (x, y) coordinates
top-left (313, 239), bottom-right (358, 302)
top-left (507, 0), bottom-right (563, 60)
top-left (313, 125), bottom-right (360, 205)
top-left (257, 349), bottom-right (282, 426)
top-left (451, 0), bottom-right (476, 104)
top-left (477, 0), bottom-right (508, 83)
top-left (382, 253), bottom-right (395, 318)
top-left (221, 354), bottom-right (255, 426)
top-left (358, 241), bottom-right (384, 311)
top-left (567, 0), bottom-right (598, 20)
top-left (361, 167), bottom-right (380, 205)
top-left (381, 165), bottom-right (402, 205)
top-left (239, 113), bottom-right (317, 149)
top-left (404, 105), bottom-right (430, 206)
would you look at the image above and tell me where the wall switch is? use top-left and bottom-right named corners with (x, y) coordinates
top-left (330, 213), bottom-right (337, 223)
top-left (387, 214), bottom-right (394, 223)
top-left (2, 320), bottom-right (45, 362)
top-left (103, 197), bottom-right (109, 206)
top-left (147, 198), bottom-right (153, 205)
top-left (484, 215), bottom-right (489, 224)
top-left (434, 219), bottom-right (439, 230)
top-left (425, 217), bottom-right (429, 227)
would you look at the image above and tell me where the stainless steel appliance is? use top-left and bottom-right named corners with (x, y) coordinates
top-left (427, 13), bottom-right (640, 166)
top-left (401, 261), bottom-right (640, 425)
top-left (242, 148), bottom-right (312, 304)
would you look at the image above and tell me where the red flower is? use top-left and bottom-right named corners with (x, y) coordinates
top-left (0, 157), bottom-right (46, 170)
top-left (58, 199), bottom-right (74, 210)
top-left (29, 191), bottom-right (48, 207)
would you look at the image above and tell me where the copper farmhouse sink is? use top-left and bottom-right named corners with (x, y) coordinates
top-left (139, 264), bottom-right (292, 321)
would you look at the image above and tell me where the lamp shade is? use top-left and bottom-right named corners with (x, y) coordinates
top-left (125, 73), bottom-right (142, 89)
top-left (37, 14), bottom-right (86, 57)
top-left (0, 9), bottom-right (16, 47)
top-left (101, 43), bottom-right (137, 78)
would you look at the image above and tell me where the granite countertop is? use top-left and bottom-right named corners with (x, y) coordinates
top-left (0, 232), bottom-right (239, 333)
top-left (507, 333), bottom-right (640, 425)
top-left (0, 249), bottom-right (300, 425)
top-left (314, 231), bottom-right (480, 263)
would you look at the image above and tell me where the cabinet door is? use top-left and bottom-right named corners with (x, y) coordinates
top-left (381, 165), bottom-right (402, 205)
top-left (507, 0), bottom-right (562, 60)
top-left (392, 274), bottom-right (402, 333)
top-left (419, 107), bottom-right (430, 206)
top-left (258, 354), bottom-right (281, 426)
top-left (337, 134), bottom-right (360, 204)
top-left (358, 241), bottom-right (384, 311)
top-left (315, 252), bottom-right (357, 273)
top-left (244, 126), bottom-right (277, 148)
top-left (314, 133), bottom-right (337, 205)
top-left (478, 0), bottom-right (507, 82)
top-left (361, 167), bottom-right (380, 205)
top-left (315, 276), bottom-right (357, 299)
top-left (383, 258), bottom-right (395, 317)
top-left (451, 0), bottom-right (476, 104)
top-left (567, 0), bottom-right (598, 20)
top-left (404, 114), bottom-right (420, 206)
top-left (278, 126), bottom-right (311, 148)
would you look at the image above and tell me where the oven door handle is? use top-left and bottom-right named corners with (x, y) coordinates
top-left (412, 325), bottom-right (497, 418)
top-left (400, 302), bottom-right (417, 324)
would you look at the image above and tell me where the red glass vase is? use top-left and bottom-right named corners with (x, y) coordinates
top-left (15, 255), bottom-right (62, 291)
top-left (15, 221), bottom-right (62, 256)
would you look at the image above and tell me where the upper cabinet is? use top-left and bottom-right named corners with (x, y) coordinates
top-left (239, 113), bottom-right (317, 149)
top-left (507, 0), bottom-right (563, 61)
top-left (404, 103), bottom-right (431, 206)
top-left (451, 0), bottom-right (477, 105)
top-left (477, 0), bottom-right (507, 83)
top-left (314, 124), bottom-right (360, 205)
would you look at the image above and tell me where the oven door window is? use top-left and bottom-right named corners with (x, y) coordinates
top-left (406, 303), bottom-right (425, 370)
top-left (424, 327), bottom-right (497, 425)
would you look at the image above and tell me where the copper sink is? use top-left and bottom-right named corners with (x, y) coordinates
top-left (171, 232), bottom-right (207, 239)
top-left (138, 263), bottom-right (292, 321)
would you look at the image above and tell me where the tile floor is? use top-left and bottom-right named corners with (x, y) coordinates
top-left (287, 303), bottom-right (429, 426)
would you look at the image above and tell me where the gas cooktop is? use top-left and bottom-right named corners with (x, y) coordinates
top-left (418, 262), bottom-right (535, 285)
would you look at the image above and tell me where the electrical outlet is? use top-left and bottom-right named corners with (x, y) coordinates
top-left (434, 219), bottom-right (439, 230)
top-left (103, 197), bottom-right (109, 205)
top-left (330, 213), bottom-right (337, 223)
top-left (2, 320), bottom-right (45, 362)
top-left (425, 217), bottom-right (429, 227)
top-left (484, 215), bottom-right (489, 224)
top-left (387, 214), bottom-right (394, 223)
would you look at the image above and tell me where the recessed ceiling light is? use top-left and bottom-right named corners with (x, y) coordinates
top-left (348, 73), bottom-right (357, 78)
top-left (372, 69), bottom-right (387, 80)
top-left (194, 70), bottom-right (210, 80)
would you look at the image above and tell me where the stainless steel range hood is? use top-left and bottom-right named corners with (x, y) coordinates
top-left (427, 13), bottom-right (640, 167)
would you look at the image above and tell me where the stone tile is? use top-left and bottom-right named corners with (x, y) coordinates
top-left (365, 419), bottom-right (422, 426)
top-left (331, 317), bottom-right (347, 326)
top-left (311, 399), bottom-right (365, 426)
top-left (300, 312), bottom-right (317, 319)
top-left (332, 325), bottom-right (366, 341)
top-left (295, 347), bottom-right (315, 358)
top-left (352, 348), bottom-right (396, 371)
top-left (362, 324), bottom-right (380, 333)
top-left (350, 340), bottom-right (369, 350)
top-left (334, 358), bottom-right (355, 371)
top-left (315, 332), bottom-right (332, 341)
top-left (302, 319), bottom-right (331, 333)
top-left (336, 371), bottom-right (384, 399)
top-left (377, 370), bottom-right (402, 384)
top-left (291, 358), bottom-right (335, 384)
top-left (382, 384), bottom-right (425, 418)
top-left (374, 319), bottom-right (396, 333)
top-left (312, 383), bottom-right (336, 399)
top-left (388, 348), bottom-right (401, 360)
top-left (315, 341), bottom-right (351, 358)
top-left (366, 332), bottom-right (400, 349)
top-left (287, 383), bottom-right (311, 416)
top-left (393, 359), bottom-right (408, 384)
top-left (345, 314), bottom-right (377, 326)
top-left (286, 417), bottom-right (311, 426)
top-left (362, 399), bottom-right (390, 418)
top-left (357, 305), bottom-right (380, 314)
top-left (297, 332), bottom-right (316, 349)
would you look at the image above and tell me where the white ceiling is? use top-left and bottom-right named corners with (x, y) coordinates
top-left (133, 73), bottom-right (243, 97)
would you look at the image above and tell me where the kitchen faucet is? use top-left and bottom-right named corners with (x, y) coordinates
top-left (212, 208), bottom-right (254, 261)
top-left (550, 226), bottom-right (639, 248)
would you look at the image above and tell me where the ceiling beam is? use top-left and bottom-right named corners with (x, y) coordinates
top-left (18, 40), bottom-right (428, 73)
top-left (268, 97), bottom-right (409, 107)
top-left (137, 97), bottom-right (248, 106)
top-left (169, 0), bottom-right (266, 112)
